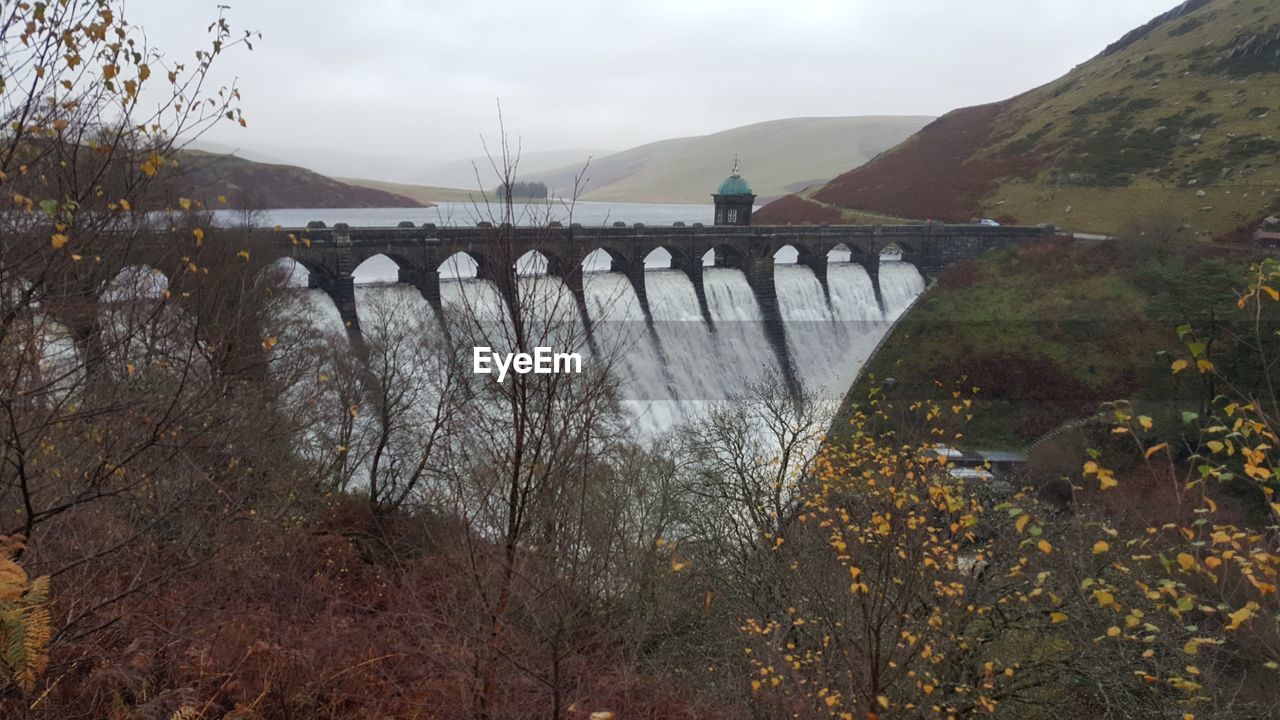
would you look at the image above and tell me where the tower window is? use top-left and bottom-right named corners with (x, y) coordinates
top-left (728, 209), bottom-right (738, 223)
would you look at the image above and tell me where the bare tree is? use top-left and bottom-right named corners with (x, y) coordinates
top-left (0, 1), bottom-right (281, 702)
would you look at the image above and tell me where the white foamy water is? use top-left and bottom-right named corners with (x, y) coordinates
top-left (283, 253), bottom-right (924, 434)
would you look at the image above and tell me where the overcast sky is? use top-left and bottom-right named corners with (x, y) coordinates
top-left (125, 0), bottom-right (1180, 168)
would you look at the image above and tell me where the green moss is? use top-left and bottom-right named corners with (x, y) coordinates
top-left (1186, 135), bottom-right (1280, 184)
top-left (841, 235), bottom-right (1267, 450)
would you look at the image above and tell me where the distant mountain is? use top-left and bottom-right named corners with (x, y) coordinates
top-left (756, 0), bottom-right (1280, 236)
top-left (526, 117), bottom-right (934, 205)
top-left (336, 177), bottom-right (483, 205)
top-left (416, 149), bottom-right (614, 190)
top-left (189, 140), bottom-right (440, 185)
top-left (172, 151), bottom-right (425, 209)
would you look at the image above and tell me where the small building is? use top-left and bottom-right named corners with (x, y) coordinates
top-left (713, 159), bottom-right (756, 226)
top-left (948, 467), bottom-right (996, 482)
top-left (1255, 230), bottom-right (1280, 248)
top-left (976, 450), bottom-right (1028, 475)
top-left (930, 445), bottom-right (1027, 480)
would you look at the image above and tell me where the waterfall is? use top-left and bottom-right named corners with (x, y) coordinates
top-left (292, 256), bottom-right (925, 435)
top-left (583, 271), bottom-right (674, 434)
top-left (775, 264), bottom-right (849, 397)
top-left (644, 270), bottom-right (724, 403)
top-left (703, 268), bottom-right (783, 390)
top-left (879, 259), bottom-right (928, 320)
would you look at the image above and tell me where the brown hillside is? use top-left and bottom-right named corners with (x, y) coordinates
top-left (759, 101), bottom-right (1041, 224)
top-left (758, 0), bottom-right (1280, 235)
top-left (172, 151), bottom-right (425, 209)
top-left (754, 195), bottom-right (847, 224)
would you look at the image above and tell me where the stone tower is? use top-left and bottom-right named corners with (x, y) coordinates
top-left (713, 158), bottom-right (756, 226)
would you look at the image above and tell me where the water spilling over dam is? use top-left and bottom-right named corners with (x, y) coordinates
top-left (291, 250), bottom-right (925, 434)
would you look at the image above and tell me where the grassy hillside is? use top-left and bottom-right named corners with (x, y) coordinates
top-left (415, 148), bottom-right (612, 190)
top-left (845, 226), bottom-right (1279, 450)
top-left (528, 116), bottom-right (933, 204)
top-left (336, 177), bottom-right (481, 204)
top-left (759, 0), bottom-right (1280, 236)
top-left (172, 151), bottom-right (425, 209)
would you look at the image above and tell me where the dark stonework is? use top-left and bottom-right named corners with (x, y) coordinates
top-left (713, 193), bottom-right (756, 226)
top-left (713, 161), bottom-right (756, 227)
top-left (78, 221), bottom-right (1056, 382)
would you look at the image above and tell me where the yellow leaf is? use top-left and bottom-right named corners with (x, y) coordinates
top-left (192, 228), bottom-right (205, 245)
top-left (1050, 612), bottom-right (1069, 624)
top-left (1099, 472), bottom-right (1118, 491)
top-left (1227, 604), bottom-right (1256, 631)
top-left (1016, 514), bottom-right (1031, 534)
top-left (262, 336), bottom-right (278, 350)
top-left (237, 250), bottom-right (251, 261)
top-left (50, 233), bottom-right (68, 249)
top-left (1172, 359), bottom-right (1189, 374)
top-left (178, 197), bottom-right (192, 210)
top-left (1145, 443), bottom-right (1168, 459)
top-left (1107, 626), bottom-right (1121, 637)
top-left (1094, 590), bottom-right (1115, 607)
top-left (877, 695), bottom-right (891, 709)
top-left (1177, 553), bottom-right (1197, 571)
top-left (1139, 416), bottom-right (1153, 431)
top-left (1037, 540), bottom-right (1052, 555)
top-left (751, 680), bottom-right (761, 692)
top-left (1093, 541), bottom-right (1110, 555)
top-left (217, 195), bottom-right (227, 204)
top-left (1197, 359), bottom-right (1215, 373)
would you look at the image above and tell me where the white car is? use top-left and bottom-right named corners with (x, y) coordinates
top-left (979, 218), bottom-right (1001, 227)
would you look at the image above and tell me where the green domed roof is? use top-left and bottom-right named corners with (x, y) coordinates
top-left (717, 174), bottom-right (753, 195)
top-left (716, 159), bottom-right (753, 195)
